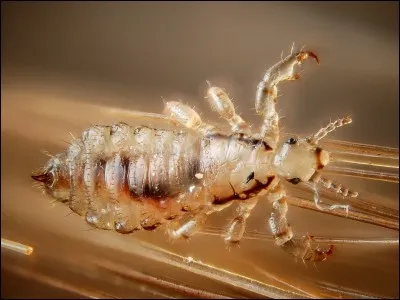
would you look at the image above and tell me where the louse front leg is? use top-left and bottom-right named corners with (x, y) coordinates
top-left (206, 83), bottom-right (251, 135)
top-left (256, 47), bottom-right (319, 148)
top-left (224, 197), bottom-right (259, 245)
top-left (267, 182), bottom-right (333, 262)
top-left (163, 101), bottom-right (216, 135)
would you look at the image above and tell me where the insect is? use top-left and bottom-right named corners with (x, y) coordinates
top-left (31, 46), bottom-right (358, 263)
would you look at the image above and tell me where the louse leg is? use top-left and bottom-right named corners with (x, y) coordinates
top-left (256, 46), bottom-right (319, 148)
top-left (167, 205), bottom-right (212, 240)
top-left (167, 201), bottom-right (233, 240)
top-left (224, 197), bottom-right (259, 245)
top-left (163, 101), bottom-right (216, 135)
top-left (267, 182), bottom-right (333, 262)
top-left (206, 83), bottom-right (251, 134)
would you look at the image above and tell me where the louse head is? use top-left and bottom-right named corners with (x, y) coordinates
top-left (273, 116), bottom-right (358, 197)
top-left (273, 136), bottom-right (330, 184)
top-left (31, 153), bottom-right (70, 202)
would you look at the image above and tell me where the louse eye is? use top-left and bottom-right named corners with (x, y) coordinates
top-left (288, 178), bottom-right (301, 185)
top-left (287, 137), bottom-right (297, 145)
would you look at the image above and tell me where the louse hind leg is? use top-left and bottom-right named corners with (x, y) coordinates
top-left (224, 197), bottom-right (259, 245)
top-left (267, 182), bottom-right (333, 262)
top-left (206, 83), bottom-right (251, 135)
top-left (167, 201), bottom-right (233, 240)
top-left (163, 101), bottom-right (216, 135)
top-left (256, 46), bottom-right (319, 148)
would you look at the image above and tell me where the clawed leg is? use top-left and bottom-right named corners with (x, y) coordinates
top-left (281, 236), bottom-right (334, 262)
top-left (224, 197), bottom-right (259, 245)
top-left (206, 82), bottom-right (251, 135)
top-left (256, 46), bottom-right (319, 148)
top-left (267, 182), bottom-right (333, 262)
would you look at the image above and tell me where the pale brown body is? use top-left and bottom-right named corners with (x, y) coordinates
top-left (33, 47), bottom-right (358, 262)
top-left (41, 123), bottom-right (276, 234)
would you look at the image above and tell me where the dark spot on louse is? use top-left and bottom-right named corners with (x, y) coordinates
top-left (237, 133), bottom-right (272, 151)
top-left (245, 172), bottom-right (255, 184)
top-left (262, 141), bottom-right (273, 151)
top-left (209, 133), bottom-right (273, 151)
top-left (229, 182), bottom-right (238, 196)
top-left (213, 176), bottom-right (275, 205)
top-left (315, 147), bottom-right (324, 170)
top-left (120, 154), bottom-right (131, 193)
top-left (142, 223), bottom-right (162, 231)
top-left (288, 178), bottom-right (301, 185)
top-left (275, 228), bottom-right (290, 238)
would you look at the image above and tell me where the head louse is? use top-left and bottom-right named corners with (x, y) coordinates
top-left (31, 46), bottom-right (359, 264)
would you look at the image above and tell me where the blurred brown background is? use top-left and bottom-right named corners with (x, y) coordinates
top-left (2, 1), bottom-right (399, 145)
top-left (1, 1), bottom-right (399, 299)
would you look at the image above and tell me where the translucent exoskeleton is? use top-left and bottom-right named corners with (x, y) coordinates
top-left (31, 47), bottom-right (359, 263)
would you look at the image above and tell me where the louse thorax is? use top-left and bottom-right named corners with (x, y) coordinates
top-left (196, 136), bottom-right (275, 204)
top-left (31, 153), bottom-right (71, 202)
top-left (272, 137), bottom-right (330, 184)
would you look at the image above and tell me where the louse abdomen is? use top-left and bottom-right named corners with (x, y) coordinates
top-left (55, 123), bottom-right (202, 233)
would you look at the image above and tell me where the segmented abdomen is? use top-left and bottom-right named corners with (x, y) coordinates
top-left (64, 123), bottom-right (201, 233)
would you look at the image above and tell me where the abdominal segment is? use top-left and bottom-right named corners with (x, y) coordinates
top-left (63, 123), bottom-right (202, 233)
